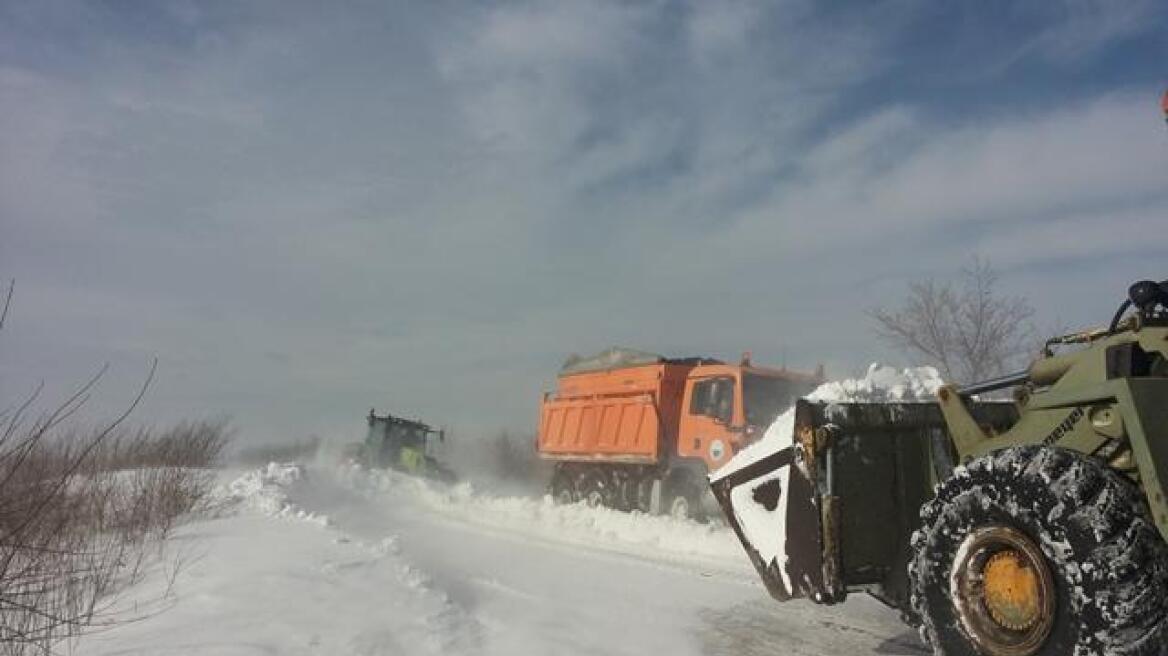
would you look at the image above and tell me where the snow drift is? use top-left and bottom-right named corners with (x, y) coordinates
top-left (339, 465), bottom-right (744, 569)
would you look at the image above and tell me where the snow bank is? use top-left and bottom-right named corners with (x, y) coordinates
top-left (340, 466), bottom-right (743, 567)
top-left (220, 462), bottom-right (331, 526)
top-left (83, 495), bottom-right (481, 656)
top-left (77, 463), bottom-right (484, 655)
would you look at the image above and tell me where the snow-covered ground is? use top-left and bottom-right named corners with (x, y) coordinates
top-left (76, 458), bottom-right (925, 655)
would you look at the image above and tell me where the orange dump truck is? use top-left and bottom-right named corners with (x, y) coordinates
top-left (537, 348), bottom-right (822, 519)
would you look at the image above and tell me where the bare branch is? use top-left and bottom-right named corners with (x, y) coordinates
top-left (0, 281), bottom-right (231, 654)
top-left (869, 259), bottom-right (1036, 384)
top-left (0, 279), bottom-right (13, 333)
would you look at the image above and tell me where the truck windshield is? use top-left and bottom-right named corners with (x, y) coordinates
top-left (743, 374), bottom-right (795, 427)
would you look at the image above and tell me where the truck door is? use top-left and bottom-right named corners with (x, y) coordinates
top-left (679, 375), bottom-right (738, 469)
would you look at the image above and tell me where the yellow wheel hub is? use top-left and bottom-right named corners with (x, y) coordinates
top-left (950, 526), bottom-right (1056, 656)
top-left (982, 550), bottom-right (1042, 631)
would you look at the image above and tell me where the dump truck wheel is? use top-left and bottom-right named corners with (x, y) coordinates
top-left (909, 446), bottom-right (1168, 656)
top-left (666, 493), bottom-right (694, 520)
top-left (550, 469), bottom-right (578, 505)
top-left (664, 473), bottom-right (704, 521)
top-left (579, 469), bottom-right (616, 508)
top-left (629, 474), bottom-right (655, 513)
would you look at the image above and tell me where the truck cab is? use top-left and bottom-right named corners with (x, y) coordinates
top-left (678, 363), bottom-right (821, 470)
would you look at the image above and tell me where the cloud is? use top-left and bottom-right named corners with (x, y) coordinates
top-left (1025, 0), bottom-right (1163, 63)
top-left (714, 92), bottom-right (1167, 260)
top-left (974, 205), bottom-right (1167, 267)
top-left (2, 1), bottom-right (1164, 444)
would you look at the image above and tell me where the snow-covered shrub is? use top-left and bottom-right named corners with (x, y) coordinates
top-left (0, 418), bottom-right (231, 655)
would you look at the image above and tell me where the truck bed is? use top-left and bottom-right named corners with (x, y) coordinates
top-left (537, 362), bottom-right (688, 463)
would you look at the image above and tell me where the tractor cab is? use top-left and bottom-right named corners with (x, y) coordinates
top-left (364, 409), bottom-right (451, 479)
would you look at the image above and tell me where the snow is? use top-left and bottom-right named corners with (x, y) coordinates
top-left (340, 465), bottom-right (742, 568)
top-left (77, 460), bottom-right (919, 655)
top-left (83, 503), bottom-right (480, 655)
top-left (223, 461), bottom-right (331, 526)
top-left (808, 363), bottom-right (944, 405)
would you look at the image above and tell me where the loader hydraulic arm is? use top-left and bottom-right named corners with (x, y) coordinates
top-left (936, 369), bottom-right (1034, 459)
top-left (937, 385), bottom-right (997, 459)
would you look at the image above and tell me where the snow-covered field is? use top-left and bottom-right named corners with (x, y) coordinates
top-left (74, 457), bottom-right (924, 656)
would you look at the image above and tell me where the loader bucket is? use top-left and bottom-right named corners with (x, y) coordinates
top-left (710, 399), bottom-right (1018, 610)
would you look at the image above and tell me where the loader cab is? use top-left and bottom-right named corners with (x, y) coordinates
top-left (678, 365), bottom-right (821, 469)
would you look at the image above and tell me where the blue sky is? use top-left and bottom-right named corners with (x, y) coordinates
top-left (2, 0), bottom-right (1166, 444)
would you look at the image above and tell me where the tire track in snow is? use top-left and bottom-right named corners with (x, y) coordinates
top-left (294, 465), bottom-right (918, 656)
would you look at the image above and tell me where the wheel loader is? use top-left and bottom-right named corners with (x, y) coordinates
top-left (710, 279), bottom-right (1168, 655)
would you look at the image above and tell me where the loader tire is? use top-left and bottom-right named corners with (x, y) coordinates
top-left (909, 446), bottom-right (1168, 656)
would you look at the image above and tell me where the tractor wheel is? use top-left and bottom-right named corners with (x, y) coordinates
top-left (550, 469), bottom-right (578, 505)
top-left (578, 469), bottom-right (616, 509)
top-left (909, 446), bottom-right (1168, 656)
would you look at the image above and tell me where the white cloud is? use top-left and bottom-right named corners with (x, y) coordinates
top-left (686, 0), bottom-right (764, 59)
top-left (3, 2), bottom-right (1164, 444)
top-left (1027, 0), bottom-right (1161, 62)
top-left (715, 92), bottom-right (1168, 260)
top-left (473, 1), bottom-right (647, 65)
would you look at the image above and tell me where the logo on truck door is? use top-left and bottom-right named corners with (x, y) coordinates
top-left (710, 439), bottom-right (726, 461)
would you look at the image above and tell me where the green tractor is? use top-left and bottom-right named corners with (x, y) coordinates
top-left (711, 279), bottom-right (1168, 655)
top-left (363, 409), bottom-right (456, 483)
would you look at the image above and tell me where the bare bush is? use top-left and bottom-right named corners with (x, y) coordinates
top-left (0, 418), bottom-right (230, 653)
top-left (869, 258), bottom-right (1036, 384)
top-left (0, 280), bottom-right (231, 654)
